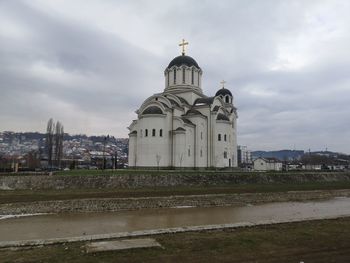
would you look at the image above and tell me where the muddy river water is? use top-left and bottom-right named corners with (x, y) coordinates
top-left (0, 197), bottom-right (349, 242)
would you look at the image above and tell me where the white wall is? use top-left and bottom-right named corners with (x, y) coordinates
top-left (136, 115), bottom-right (169, 167)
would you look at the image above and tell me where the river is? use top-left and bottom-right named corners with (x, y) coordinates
top-left (0, 197), bottom-right (349, 242)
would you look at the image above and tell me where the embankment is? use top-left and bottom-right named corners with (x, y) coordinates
top-left (1, 171), bottom-right (350, 190)
top-left (1, 189), bottom-right (349, 214)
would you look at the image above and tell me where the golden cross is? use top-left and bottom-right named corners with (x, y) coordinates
top-left (220, 80), bottom-right (226, 88)
top-left (179, 39), bottom-right (189, 55)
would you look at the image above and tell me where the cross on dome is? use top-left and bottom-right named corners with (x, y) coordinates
top-left (220, 80), bottom-right (226, 88)
top-left (179, 39), bottom-right (189, 55)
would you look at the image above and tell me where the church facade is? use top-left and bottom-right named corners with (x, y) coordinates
top-left (128, 42), bottom-right (238, 169)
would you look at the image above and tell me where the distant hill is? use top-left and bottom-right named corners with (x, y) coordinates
top-left (252, 150), bottom-right (304, 161)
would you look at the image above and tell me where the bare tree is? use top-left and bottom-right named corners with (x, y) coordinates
top-left (46, 118), bottom-right (64, 169)
top-left (214, 155), bottom-right (219, 170)
top-left (54, 121), bottom-right (64, 168)
top-left (156, 154), bottom-right (161, 170)
top-left (179, 153), bottom-right (184, 169)
top-left (46, 118), bottom-right (55, 169)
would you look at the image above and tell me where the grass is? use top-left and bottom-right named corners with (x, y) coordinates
top-left (1, 181), bottom-right (350, 204)
top-left (1, 217), bottom-right (349, 262)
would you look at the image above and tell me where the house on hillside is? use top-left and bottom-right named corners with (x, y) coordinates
top-left (253, 157), bottom-right (283, 171)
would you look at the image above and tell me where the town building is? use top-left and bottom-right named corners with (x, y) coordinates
top-left (237, 145), bottom-right (252, 166)
top-left (253, 157), bottom-right (283, 171)
top-left (128, 40), bottom-right (238, 169)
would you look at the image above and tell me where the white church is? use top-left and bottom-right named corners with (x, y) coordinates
top-left (128, 40), bottom-right (238, 169)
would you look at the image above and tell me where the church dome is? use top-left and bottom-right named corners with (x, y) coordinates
top-left (215, 88), bottom-right (232, 97)
top-left (167, 55), bottom-right (200, 69)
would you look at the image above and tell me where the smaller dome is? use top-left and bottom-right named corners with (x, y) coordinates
top-left (142, 106), bottom-right (163, 115)
top-left (186, 109), bottom-right (202, 115)
top-left (217, 113), bottom-right (230, 121)
top-left (167, 55), bottom-right (200, 69)
top-left (215, 88), bottom-right (232, 97)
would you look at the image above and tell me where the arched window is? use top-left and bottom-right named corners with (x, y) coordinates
top-left (224, 151), bottom-right (227, 159)
top-left (188, 148), bottom-right (191, 157)
top-left (191, 68), bottom-right (194, 84)
top-left (174, 69), bottom-right (176, 84)
top-left (200, 149), bottom-right (203, 157)
top-left (159, 129), bottom-right (163, 137)
top-left (225, 96), bottom-right (229, 103)
top-left (218, 134), bottom-right (221, 141)
top-left (145, 129), bottom-right (148, 137)
top-left (182, 68), bottom-right (185, 83)
top-left (152, 129), bottom-right (156, 137)
top-left (224, 134), bottom-right (227, 141)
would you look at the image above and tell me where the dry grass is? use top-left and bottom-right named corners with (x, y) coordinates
top-left (0, 218), bottom-right (349, 263)
top-left (1, 181), bottom-right (350, 204)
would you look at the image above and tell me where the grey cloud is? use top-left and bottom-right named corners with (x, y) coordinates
top-left (0, 0), bottom-right (350, 153)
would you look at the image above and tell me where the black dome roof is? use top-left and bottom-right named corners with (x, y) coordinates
top-left (217, 113), bottom-right (230, 121)
top-left (215, 88), bottom-right (232, 97)
top-left (167, 55), bottom-right (200, 69)
top-left (142, 106), bottom-right (163, 115)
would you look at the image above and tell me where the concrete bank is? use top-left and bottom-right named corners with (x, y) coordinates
top-left (0, 215), bottom-right (348, 248)
top-left (1, 189), bottom-right (349, 214)
top-left (1, 172), bottom-right (350, 190)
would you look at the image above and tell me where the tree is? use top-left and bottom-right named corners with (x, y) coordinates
top-left (46, 118), bottom-right (55, 169)
top-left (156, 154), bottom-right (161, 170)
top-left (46, 118), bottom-right (64, 169)
top-left (26, 151), bottom-right (40, 170)
top-left (178, 153), bottom-right (184, 169)
top-left (54, 121), bottom-right (64, 168)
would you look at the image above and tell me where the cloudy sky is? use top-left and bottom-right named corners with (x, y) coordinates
top-left (1, 0), bottom-right (350, 153)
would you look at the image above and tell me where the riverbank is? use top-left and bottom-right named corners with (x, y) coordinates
top-left (1, 217), bottom-right (349, 262)
top-left (1, 188), bottom-right (350, 214)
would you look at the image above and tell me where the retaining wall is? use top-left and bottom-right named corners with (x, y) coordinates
top-left (1, 172), bottom-right (350, 190)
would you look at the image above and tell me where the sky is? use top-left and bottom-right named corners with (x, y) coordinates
top-left (0, 0), bottom-right (350, 153)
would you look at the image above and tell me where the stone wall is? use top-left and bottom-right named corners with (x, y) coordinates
top-left (1, 171), bottom-right (350, 190)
